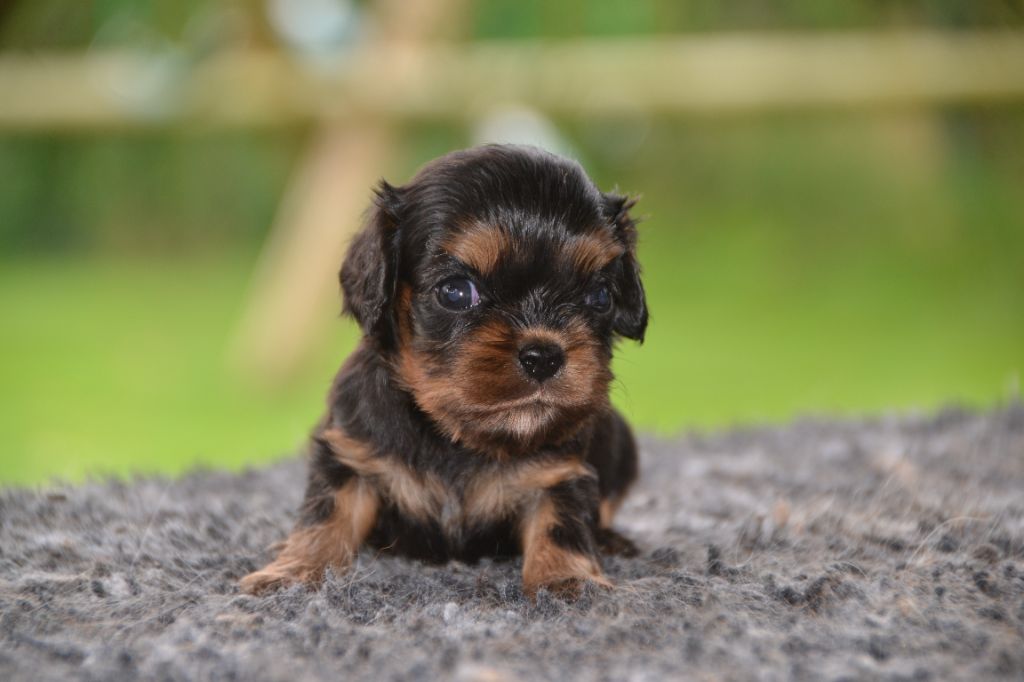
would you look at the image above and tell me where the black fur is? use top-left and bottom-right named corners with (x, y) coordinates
top-left (546, 476), bottom-right (602, 557)
top-left (255, 145), bottom-right (647, 593)
top-left (339, 182), bottom-right (403, 349)
top-left (297, 436), bottom-right (355, 527)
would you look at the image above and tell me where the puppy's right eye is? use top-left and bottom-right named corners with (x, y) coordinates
top-left (436, 278), bottom-right (480, 311)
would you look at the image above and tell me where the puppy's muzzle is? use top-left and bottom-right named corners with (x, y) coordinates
top-left (518, 342), bottom-right (564, 382)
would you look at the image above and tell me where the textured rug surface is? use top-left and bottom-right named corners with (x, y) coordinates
top-left (1, 406), bottom-right (1023, 681)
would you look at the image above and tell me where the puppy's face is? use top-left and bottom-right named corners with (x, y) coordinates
top-left (341, 146), bottom-right (647, 451)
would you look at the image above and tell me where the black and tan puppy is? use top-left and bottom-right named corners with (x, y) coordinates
top-left (241, 144), bottom-right (647, 599)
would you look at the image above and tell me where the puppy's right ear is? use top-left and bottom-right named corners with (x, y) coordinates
top-left (340, 180), bottom-right (402, 346)
top-left (602, 192), bottom-right (648, 343)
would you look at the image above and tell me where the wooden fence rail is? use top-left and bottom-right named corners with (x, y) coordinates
top-left (2, 30), bottom-right (1024, 131)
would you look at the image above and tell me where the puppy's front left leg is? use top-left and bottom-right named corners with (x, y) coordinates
top-left (520, 472), bottom-right (611, 600)
top-left (240, 437), bottom-right (379, 594)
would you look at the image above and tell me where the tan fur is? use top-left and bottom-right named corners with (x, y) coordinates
top-left (564, 232), bottom-right (624, 273)
top-left (396, 284), bottom-right (414, 340)
top-left (320, 428), bottom-right (447, 523)
top-left (396, 317), bottom-right (611, 453)
top-left (239, 478), bottom-right (379, 594)
top-left (517, 459), bottom-right (594, 490)
top-left (464, 459), bottom-right (595, 523)
top-left (443, 222), bottom-right (622, 276)
top-left (442, 223), bottom-right (512, 275)
top-left (321, 427), bottom-right (596, 535)
top-left (520, 496), bottom-right (610, 598)
top-left (599, 497), bottom-right (621, 529)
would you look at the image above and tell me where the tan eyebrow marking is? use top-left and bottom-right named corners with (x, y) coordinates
top-left (443, 223), bottom-right (623, 275)
top-left (442, 224), bottom-right (512, 275)
top-left (564, 231), bottom-right (624, 273)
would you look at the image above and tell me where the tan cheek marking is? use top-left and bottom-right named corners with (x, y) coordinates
top-left (396, 318), bottom-right (533, 448)
top-left (457, 319), bottom-right (524, 403)
top-left (467, 318), bottom-right (519, 353)
top-left (442, 224), bottom-right (512, 275)
top-left (320, 428), bottom-right (447, 522)
top-left (520, 496), bottom-right (609, 598)
top-left (393, 282), bottom-right (467, 444)
top-left (239, 478), bottom-right (378, 594)
top-left (397, 319), bottom-right (611, 451)
top-left (395, 346), bottom-right (465, 443)
top-left (559, 319), bottom-right (613, 406)
top-left (515, 323), bottom-right (611, 415)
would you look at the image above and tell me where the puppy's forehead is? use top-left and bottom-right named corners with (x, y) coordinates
top-left (441, 221), bottom-right (623, 276)
top-left (402, 145), bottom-right (624, 279)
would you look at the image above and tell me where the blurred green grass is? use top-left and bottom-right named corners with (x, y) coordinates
top-left (0, 255), bottom-right (344, 484)
top-left (1, 114), bottom-right (1021, 485)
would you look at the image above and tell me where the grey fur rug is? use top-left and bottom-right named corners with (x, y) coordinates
top-left (2, 406), bottom-right (1023, 681)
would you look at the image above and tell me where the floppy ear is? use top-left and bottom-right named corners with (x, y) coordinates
top-left (340, 180), bottom-right (402, 347)
top-left (603, 192), bottom-right (648, 342)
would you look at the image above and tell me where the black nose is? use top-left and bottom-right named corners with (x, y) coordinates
top-left (518, 343), bottom-right (565, 382)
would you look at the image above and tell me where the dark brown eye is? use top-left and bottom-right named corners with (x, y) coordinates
top-left (585, 285), bottom-right (611, 312)
top-left (437, 278), bottom-right (480, 311)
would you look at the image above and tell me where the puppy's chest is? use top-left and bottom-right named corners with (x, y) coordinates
top-left (371, 461), bottom-right (534, 543)
top-left (435, 486), bottom-right (478, 542)
top-left (330, 433), bottom-right (594, 557)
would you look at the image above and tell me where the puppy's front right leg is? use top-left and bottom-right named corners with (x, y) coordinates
top-left (240, 438), bottom-right (379, 594)
top-left (520, 469), bottom-right (611, 600)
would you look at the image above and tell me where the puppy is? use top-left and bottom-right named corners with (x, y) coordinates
top-left (241, 144), bottom-right (647, 599)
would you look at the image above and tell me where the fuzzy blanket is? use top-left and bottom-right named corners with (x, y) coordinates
top-left (1, 406), bottom-right (1022, 681)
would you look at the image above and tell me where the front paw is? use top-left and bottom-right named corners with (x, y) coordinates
top-left (239, 561), bottom-right (323, 595)
top-left (596, 527), bottom-right (639, 557)
top-left (240, 569), bottom-right (287, 595)
top-left (524, 573), bottom-right (613, 601)
top-left (522, 547), bottom-right (613, 601)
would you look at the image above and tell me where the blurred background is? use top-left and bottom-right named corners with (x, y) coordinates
top-left (1, 0), bottom-right (1022, 485)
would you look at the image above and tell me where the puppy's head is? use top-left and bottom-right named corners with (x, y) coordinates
top-left (341, 145), bottom-right (646, 451)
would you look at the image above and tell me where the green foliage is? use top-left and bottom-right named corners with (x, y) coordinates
top-left (0, 133), bottom-right (299, 253)
top-left (0, 0), bottom-right (1022, 482)
top-left (470, 0), bottom-right (1023, 37)
top-left (1, 114), bottom-right (1022, 484)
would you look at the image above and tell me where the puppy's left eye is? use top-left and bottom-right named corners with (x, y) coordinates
top-left (584, 285), bottom-right (611, 312)
top-left (437, 278), bottom-right (480, 310)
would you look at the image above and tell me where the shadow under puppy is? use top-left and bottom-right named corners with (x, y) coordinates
top-left (241, 144), bottom-right (647, 599)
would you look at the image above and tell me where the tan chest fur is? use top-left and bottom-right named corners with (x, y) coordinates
top-left (320, 428), bottom-right (593, 541)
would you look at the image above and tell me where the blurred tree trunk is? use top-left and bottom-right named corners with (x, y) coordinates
top-left (229, 0), bottom-right (469, 384)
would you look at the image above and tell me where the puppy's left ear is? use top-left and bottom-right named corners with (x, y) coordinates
top-left (603, 193), bottom-right (648, 342)
top-left (340, 180), bottom-right (403, 348)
